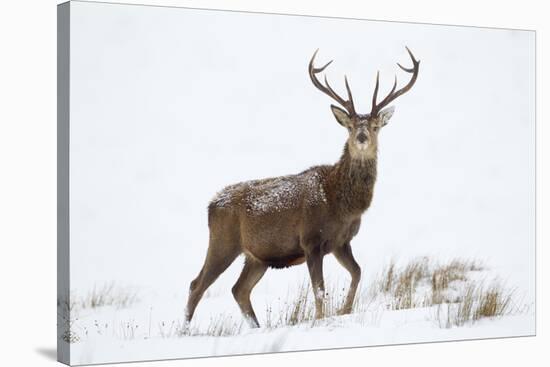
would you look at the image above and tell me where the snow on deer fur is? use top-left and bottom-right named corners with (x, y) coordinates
top-left (211, 169), bottom-right (328, 215)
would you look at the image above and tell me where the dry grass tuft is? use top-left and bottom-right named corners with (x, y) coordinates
top-left (374, 257), bottom-right (487, 310)
top-left (474, 282), bottom-right (515, 319)
top-left (177, 314), bottom-right (244, 337)
top-left (376, 257), bottom-right (431, 310)
top-left (431, 259), bottom-right (484, 304)
top-left (435, 280), bottom-right (516, 328)
top-left (263, 280), bottom-right (374, 329)
top-left (58, 283), bottom-right (140, 343)
top-left (204, 314), bottom-right (244, 337)
top-left (379, 259), bottom-right (396, 293)
top-left (393, 257), bottom-right (430, 309)
top-left (57, 299), bottom-right (80, 344)
top-left (281, 281), bottom-right (315, 326)
top-left (116, 319), bottom-right (140, 340)
top-left (58, 296), bottom-right (80, 343)
top-left (79, 283), bottom-right (139, 309)
top-left (265, 281), bottom-right (314, 328)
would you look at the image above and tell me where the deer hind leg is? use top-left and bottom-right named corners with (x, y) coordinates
top-left (232, 257), bottom-right (268, 328)
top-left (333, 242), bottom-right (361, 315)
top-left (185, 240), bottom-right (240, 324)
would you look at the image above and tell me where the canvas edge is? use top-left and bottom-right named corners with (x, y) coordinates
top-left (57, 1), bottom-right (71, 365)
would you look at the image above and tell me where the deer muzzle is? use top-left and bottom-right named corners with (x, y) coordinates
top-left (356, 132), bottom-right (368, 144)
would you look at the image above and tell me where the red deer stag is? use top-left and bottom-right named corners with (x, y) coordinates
top-left (185, 47), bottom-right (420, 328)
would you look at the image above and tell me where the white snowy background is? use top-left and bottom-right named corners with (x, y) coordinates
top-left (67, 1), bottom-right (535, 365)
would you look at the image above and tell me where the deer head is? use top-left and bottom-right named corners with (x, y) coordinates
top-left (309, 47), bottom-right (420, 159)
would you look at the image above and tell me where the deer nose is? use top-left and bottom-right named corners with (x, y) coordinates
top-left (357, 132), bottom-right (368, 143)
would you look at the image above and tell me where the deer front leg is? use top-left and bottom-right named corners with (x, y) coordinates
top-left (333, 242), bottom-right (361, 315)
top-left (305, 247), bottom-right (326, 320)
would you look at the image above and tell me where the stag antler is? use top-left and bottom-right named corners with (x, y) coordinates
top-left (371, 47), bottom-right (420, 116)
top-left (309, 49), bottom-right (357, 116)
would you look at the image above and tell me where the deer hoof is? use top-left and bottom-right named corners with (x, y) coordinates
top-left (337, 307), bottom-right (352, 316)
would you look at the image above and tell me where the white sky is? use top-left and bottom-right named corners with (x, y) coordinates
top-left (68, 1), bottom-right (535, 304)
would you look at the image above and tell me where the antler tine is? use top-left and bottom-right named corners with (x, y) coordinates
top-left (344, 75), bottom-right (355, 114)
top-left (371, 71), bottom-right (380, 114)
top-left (309, 49), bottom-right (356, 116)
top-left (397, 46), bottom-right (418, 72)
top-left (371, 46), bottom-right (420, 116)
top-left (376, 75), bottom-right (398, 110)
top-left (323, 75), bottom-right (344, 105)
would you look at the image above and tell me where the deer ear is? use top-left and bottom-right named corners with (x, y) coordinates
top-left (330, 105), bottom-right (351, 127)
top-left (378, 106), bottom-right (395, 127)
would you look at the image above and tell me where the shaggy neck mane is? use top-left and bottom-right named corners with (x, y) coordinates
top-left (327, 144), bottom-right (378, 216)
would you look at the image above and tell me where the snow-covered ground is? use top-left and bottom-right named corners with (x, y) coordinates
top-left (71, 313), bottom-right (534, 366)
top-left (64, 259), bottom-right (535, 365)
top-left (64, 2), bottom-right (535, 365)
top-left (71, 310), bottom-right (534, 366)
